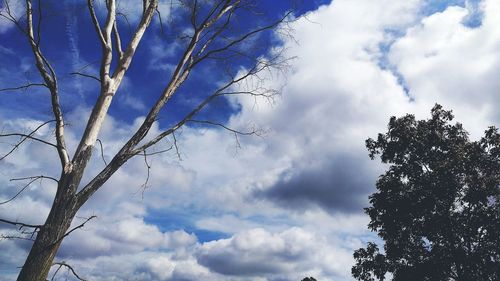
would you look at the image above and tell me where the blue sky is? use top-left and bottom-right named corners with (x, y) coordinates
top-left (1, 0), bottom-right (499, 280)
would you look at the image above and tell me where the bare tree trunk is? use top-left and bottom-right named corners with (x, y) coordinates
top-left (16, 176), bottom-right (79, 281)
top-left (16, 218), bottom-right (72, 281)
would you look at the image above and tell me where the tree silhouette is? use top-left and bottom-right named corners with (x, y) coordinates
top-left (352, 105), bottom-right (500, 281)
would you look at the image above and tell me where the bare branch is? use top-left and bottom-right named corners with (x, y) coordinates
top-left (49, 216), bottom-right (97, 248)
top-left (89, 1), bottom-right (239, 164)
top-left (143, 146), bottom-right (173, 156)
top-left (0, 1), bottom-right (29, 37)
top-left (0, 83), bottom-right (47, 92)
top-left (74, 0), bottom-right (288, 210)
top-left (0, 219), bottom-right (43, 238)
top-left (142, 0), bottom-right (148, 15)
top-left (172, 131), bottom-right (181, 160)
top-left (0, 119), bottom-right (57, 160)
top-left (130, 55), bottom-right (282, 155)
top-left (0, 218), bottom-right (41, 241)
top-left (190, 0), bottom-right (198, 28)
top-left (51, 262), bottom-right (87, 281)
top-left (72, 0), bottom-right (158, 169)
top-left (139, 150), bottom-right (151, 199)
top-left (100, 0), bottom-right (116, 78)
top-left (35, 0), bottom-right (41, 45)
top-left (10, 175), bottom-right (59, 183)
top-left (0, 176), bottom-right (51, 205)
top-left (96, 139), bottom-right (107, 166)
top-left (0, 133), bottom-right (58, 154)
top-left (26, 0), bottom-right (70, 168)
top-left (0, 234), bottom-right (36, 241)
top-left (50, 263), bottom-right (63, 281)
top-left (194, 7), bottom-right (233, 60)
top-left (87, 0), bottom-right (106, 46)
top-left (188, 119), bottom-right (260, 136)
top-left (192, 11), bottom-right (293, 67)
top-left (112, 20), bottom-right (124, 59)
top-left (155, 6), bottom-right (165, 36)
top-left (70, 72), bottom-right (101, 83)
top-left (117, 12), bottom-right (132, 34)
top-left (112, 0), bottom-right (159, 80)
top-left (0, 218), bottom-right (42, 229)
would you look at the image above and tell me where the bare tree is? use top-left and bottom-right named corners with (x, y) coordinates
top-left (0, 0), bottom-right (293, 280)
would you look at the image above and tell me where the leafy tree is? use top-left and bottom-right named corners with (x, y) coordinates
top-left (352, 105), bottom-right (500, 281)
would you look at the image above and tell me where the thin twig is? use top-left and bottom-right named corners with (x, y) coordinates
top-left (0, 234), bottom-right (36, 241)
top-left (10, 175), bottom-right (59, 183)
top-left (0, 218), bottom-right (42, 229)
top-left (96, 139), bottom-right (107, 165)
top-left (116, 12), bottom-right (132, 34)
top-left (62, 216), bottom-right (96, 240)
top-left (0, 83), bottom-right (47, 92)
top-left (50, 263), bottom-right (63, 281)
top-left (188, 119), bottom-right (259, 136)
top-left (0, 119), bottom-right (57, 160)
top-left (1, 177), bottom-right (39, 205)
top-left (139, 146), bottom-right (173, 156)
top-left (48, 216), bottom-right (97, 248)
top-left (140, 150), bottom-right (151, 199)
top-left (70, 72), bottom-right (101, 82)
top-left (155, 7), bottom-right (165, 35)
top-left (172, 131), bottom-right (181, 160)
top-left (51, 262), bottom-right (87, 281)
top-left (0, 133), bottom-right (58, 157)
top-left (0, 175), bottom-right (58, 205)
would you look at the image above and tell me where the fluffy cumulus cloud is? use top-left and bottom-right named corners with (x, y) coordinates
top-left (389, 0), bottom-right (500, 136)
top-left (1, 0), bottom-right (500, 280)
top-left (197, 228), bottom-right (355, 280)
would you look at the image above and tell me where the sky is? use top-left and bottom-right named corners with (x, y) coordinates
top-left (0, 0), bottom-right (499, 280)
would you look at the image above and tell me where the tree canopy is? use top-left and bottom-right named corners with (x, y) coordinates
top-left (352, 104), bottom-right (500, 281)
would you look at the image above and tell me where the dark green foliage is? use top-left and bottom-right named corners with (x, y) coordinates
top-left (352, 105), bottom-right (500, 281)
top-left (301, 277), bottom-right (317, 281)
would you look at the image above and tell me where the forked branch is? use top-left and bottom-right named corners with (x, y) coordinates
top-left (49, 216), bottom-right (97, 248)
top-left (51, 262), bottom-right (87, 281)
top-left (0, 175), bottom-right (57, 205)
top-left (0, 119), bottom-right (57, 161)
top-left (75, 0), bottom-right (291, 209)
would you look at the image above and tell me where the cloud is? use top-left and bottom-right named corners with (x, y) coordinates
top-left (254, 153), bottom-right (376, 213)
top-left (225, 0), bottom-right (421, 214)
top-left (197, 228), bottom-right (310, 276)
top-left (196, 227), bottom-right (354, 280)
top-left (2, 0), bottom-right (500, 280)
top-left (389, 0), bottom-right (500, 137)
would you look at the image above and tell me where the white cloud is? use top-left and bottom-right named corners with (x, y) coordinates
top-left (2, 0), bottom-right (500, 280)
top-left (197, 227), bottom-right (355, 280)
top-left (389, 0), bottom-right (500, 137)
